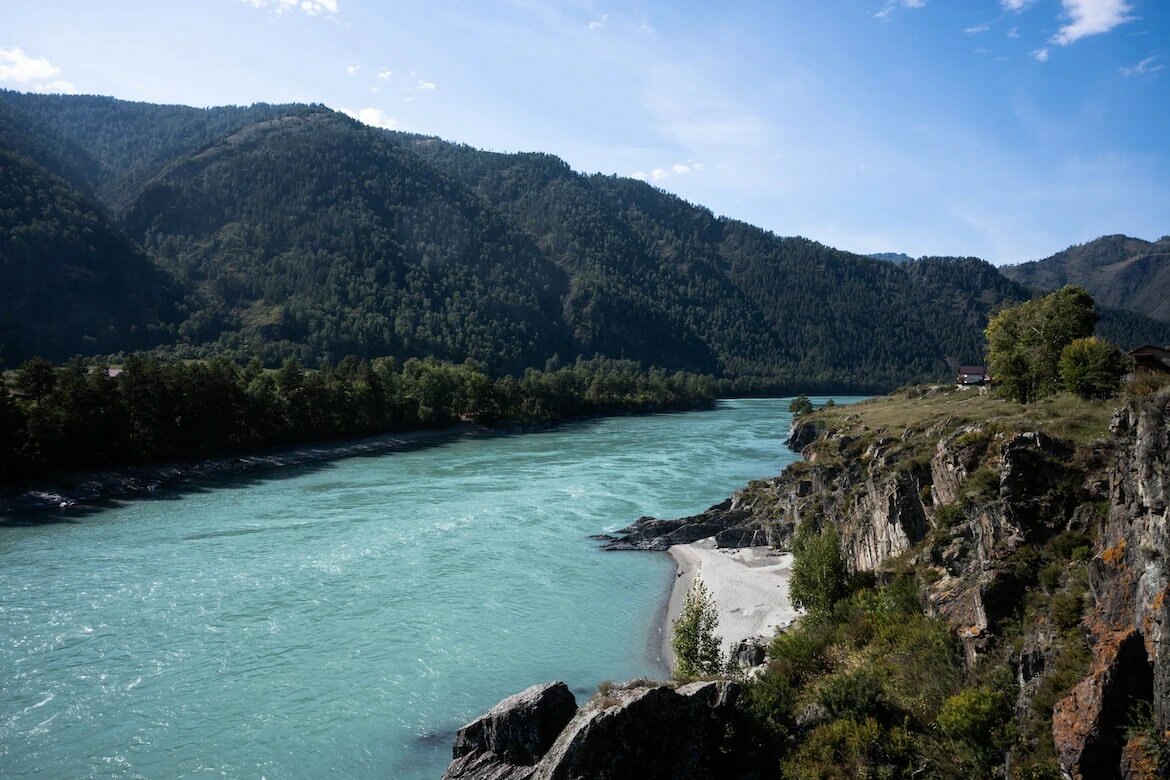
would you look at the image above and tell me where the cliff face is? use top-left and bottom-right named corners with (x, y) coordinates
top-left (1052, 397), bottom-right (1170, 778)
top-left (454, 389), bottom-right (1170, 778)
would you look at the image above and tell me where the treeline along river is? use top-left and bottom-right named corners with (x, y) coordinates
top-left (0, 398), bottom-right (859, 778)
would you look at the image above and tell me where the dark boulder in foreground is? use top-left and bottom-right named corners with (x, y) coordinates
top-left (444, 681), bottom-right (578, 780)
top-left (443, 680), bottom-right (742, 780)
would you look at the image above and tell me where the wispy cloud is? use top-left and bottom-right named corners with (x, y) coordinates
top-left (242, 0), bottom-right (338, 16)
top-left (966, 23), bottom-right (991, 34)
top-left (377, 70), bottom-right (391, 80)
top-left (1121, 56), bottom-right (1165, 76)
top-left (875, 1), bottom-right (928, 23)
top-left (588, 13), bottom-right (608, 30)
top-left (1051, 0), bottom-right (1133, 45)
top-left (1007, 26), bottom-right (1020, 38)
top-left (341, 107), bottom-right (397, 130)
top-left (631, 160), bottom-right (704, 182)
top-left (1001, 0), bottom-right (1036, 11)
top-left (0, 46), bottom-right (76, 92)
top-left (1032, 47), bottom-right (1050, 61)
top-left (416, 80), bottom-right (436, 91)
top-left (346, 64), bottom-right (360, 75)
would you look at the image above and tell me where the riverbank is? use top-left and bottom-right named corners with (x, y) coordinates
top-left (663, 538), bottom-right (800, 667)
top-left (0, 423), bottom-right (484, 513)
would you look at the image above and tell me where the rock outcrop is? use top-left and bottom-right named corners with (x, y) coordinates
top-left (594, 498), bottom-right (766, 551)
top-left (444, 680), bottom-right (742, 780)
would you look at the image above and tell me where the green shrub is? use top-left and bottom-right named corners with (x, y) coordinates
top-left (933, 503), bottom-right (965, 531)
top-left (1059, 337), bottom-right (1129, 400)
top-left (937, 686), bottom-right (1011, 743)
top-left (817, 669), bottom-right (890, 723)
top-left (1051, 590), bottom-right (1084, 631)
top-left (790, 520), bottom-right (850, 616)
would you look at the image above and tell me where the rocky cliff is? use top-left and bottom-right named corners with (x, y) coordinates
top-left (451, 387), bottom-right (1170, 778)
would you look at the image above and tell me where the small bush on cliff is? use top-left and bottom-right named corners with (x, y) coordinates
top-left (789, 519), bottom-right (850, 616)
top-left (671, 577), bottom-right (723, 677)
top-left (789, 394), bottom-right (814, 416)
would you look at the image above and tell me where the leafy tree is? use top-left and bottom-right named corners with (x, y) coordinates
top-left (1059, 336), bottom-right (1130, 399)
top-left (985, 285), bottom-right (1098, 403)
top-left (14, 356), bottom-right (57, 401)
top-left (789, 519), bottom-right (849, 616)
top-left (789, 394), bottom-right (813, 416)
top-left (671, 577), bottom-right (723, 677)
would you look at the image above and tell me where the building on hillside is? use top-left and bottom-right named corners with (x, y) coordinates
top-left (956, 365), bottom-right (988, 386)
top-left (1128, 345), bottom-right (1170, 374)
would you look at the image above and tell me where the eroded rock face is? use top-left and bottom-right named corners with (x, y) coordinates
top-left (444, 681), bottom-right (742, 780)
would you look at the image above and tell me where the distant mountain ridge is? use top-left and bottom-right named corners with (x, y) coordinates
top-left (2, 89), bottom-right (1168, 391)
top-left (1001, 234), bottom-right (1170, 323)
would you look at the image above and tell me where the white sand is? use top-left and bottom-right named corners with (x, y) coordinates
top-left (664, 538), bottom-right (801, 667)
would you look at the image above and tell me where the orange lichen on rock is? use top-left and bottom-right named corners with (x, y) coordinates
top-left (1100, 538), bottom-right (1128, 567)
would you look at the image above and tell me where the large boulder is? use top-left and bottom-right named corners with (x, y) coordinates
top-left (535, 680), bottom-right (741, 780)
top-left (443, 681), bottom-right (577, 780)
top-left (443, 680), bottom-right (742, 780)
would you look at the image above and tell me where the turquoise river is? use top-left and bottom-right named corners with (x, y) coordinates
top-left (0, 397), bottom-right (859, 778)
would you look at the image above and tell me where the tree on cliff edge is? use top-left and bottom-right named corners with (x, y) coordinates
top-left (985, 285), bottom-right (1097, 403)
top-left (672, 578), bottom-right (723, 677)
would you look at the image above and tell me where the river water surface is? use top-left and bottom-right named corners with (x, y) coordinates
top-left (0, 397), bottom-right (858, 778)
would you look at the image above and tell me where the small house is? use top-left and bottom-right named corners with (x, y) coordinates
top-left (956, 365), bottom-right (988, 386)
top-left (1128, 345), bottom-right (1170, 374)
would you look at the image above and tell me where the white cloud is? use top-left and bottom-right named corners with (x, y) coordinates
top-left (341, 107), bottom-right (397, 130)
top-left (0, 47), bottom-right (78, 93)
top-left (1001, 0), bottom-right (1035, 11)
top-left (416, 80), bottom-right (436, 90)
top-left (1051, 0), bottom-right (1133, 46)
top-left (38, 79), bottom-right (77, 94)
top-left (630, 162), bottom-right (703, 182)
top-left (0, 46), bottom-right (60, 83)
top-left (346, 64), bottom-right (360, 75)
top-left (1032, 47), bottom-right (1050, 61)
top-left (1121, 56), bottom-right (1165, 76)
top-left (242, 0), bottom-right (338, 16)
top-left (369, 86), bottom-right (379, 93)
top-left (588, 13), bottom-right (608, 30)
top-left (1007, 26), bottom-right (1021, 38)
top-left (377, 70), bottom-right (391, 80)
top-left (966, 23), bottom-right (991, 34)
top-left (403, 96), bottom-right (416, 103)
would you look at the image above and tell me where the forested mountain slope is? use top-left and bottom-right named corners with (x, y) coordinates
top-left (0, 147), bottom-right (186, 362)
top-left (2, 90), bottom-right (1169, 389)
top-left (1001, 234), bottom-right (1170, 322)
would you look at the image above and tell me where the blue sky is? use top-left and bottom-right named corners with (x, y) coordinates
top-left (3, 0), bottom-right (1168, 264)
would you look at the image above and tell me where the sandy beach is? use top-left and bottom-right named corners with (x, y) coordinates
top-left (663, 538), bottom-right (800, 667)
